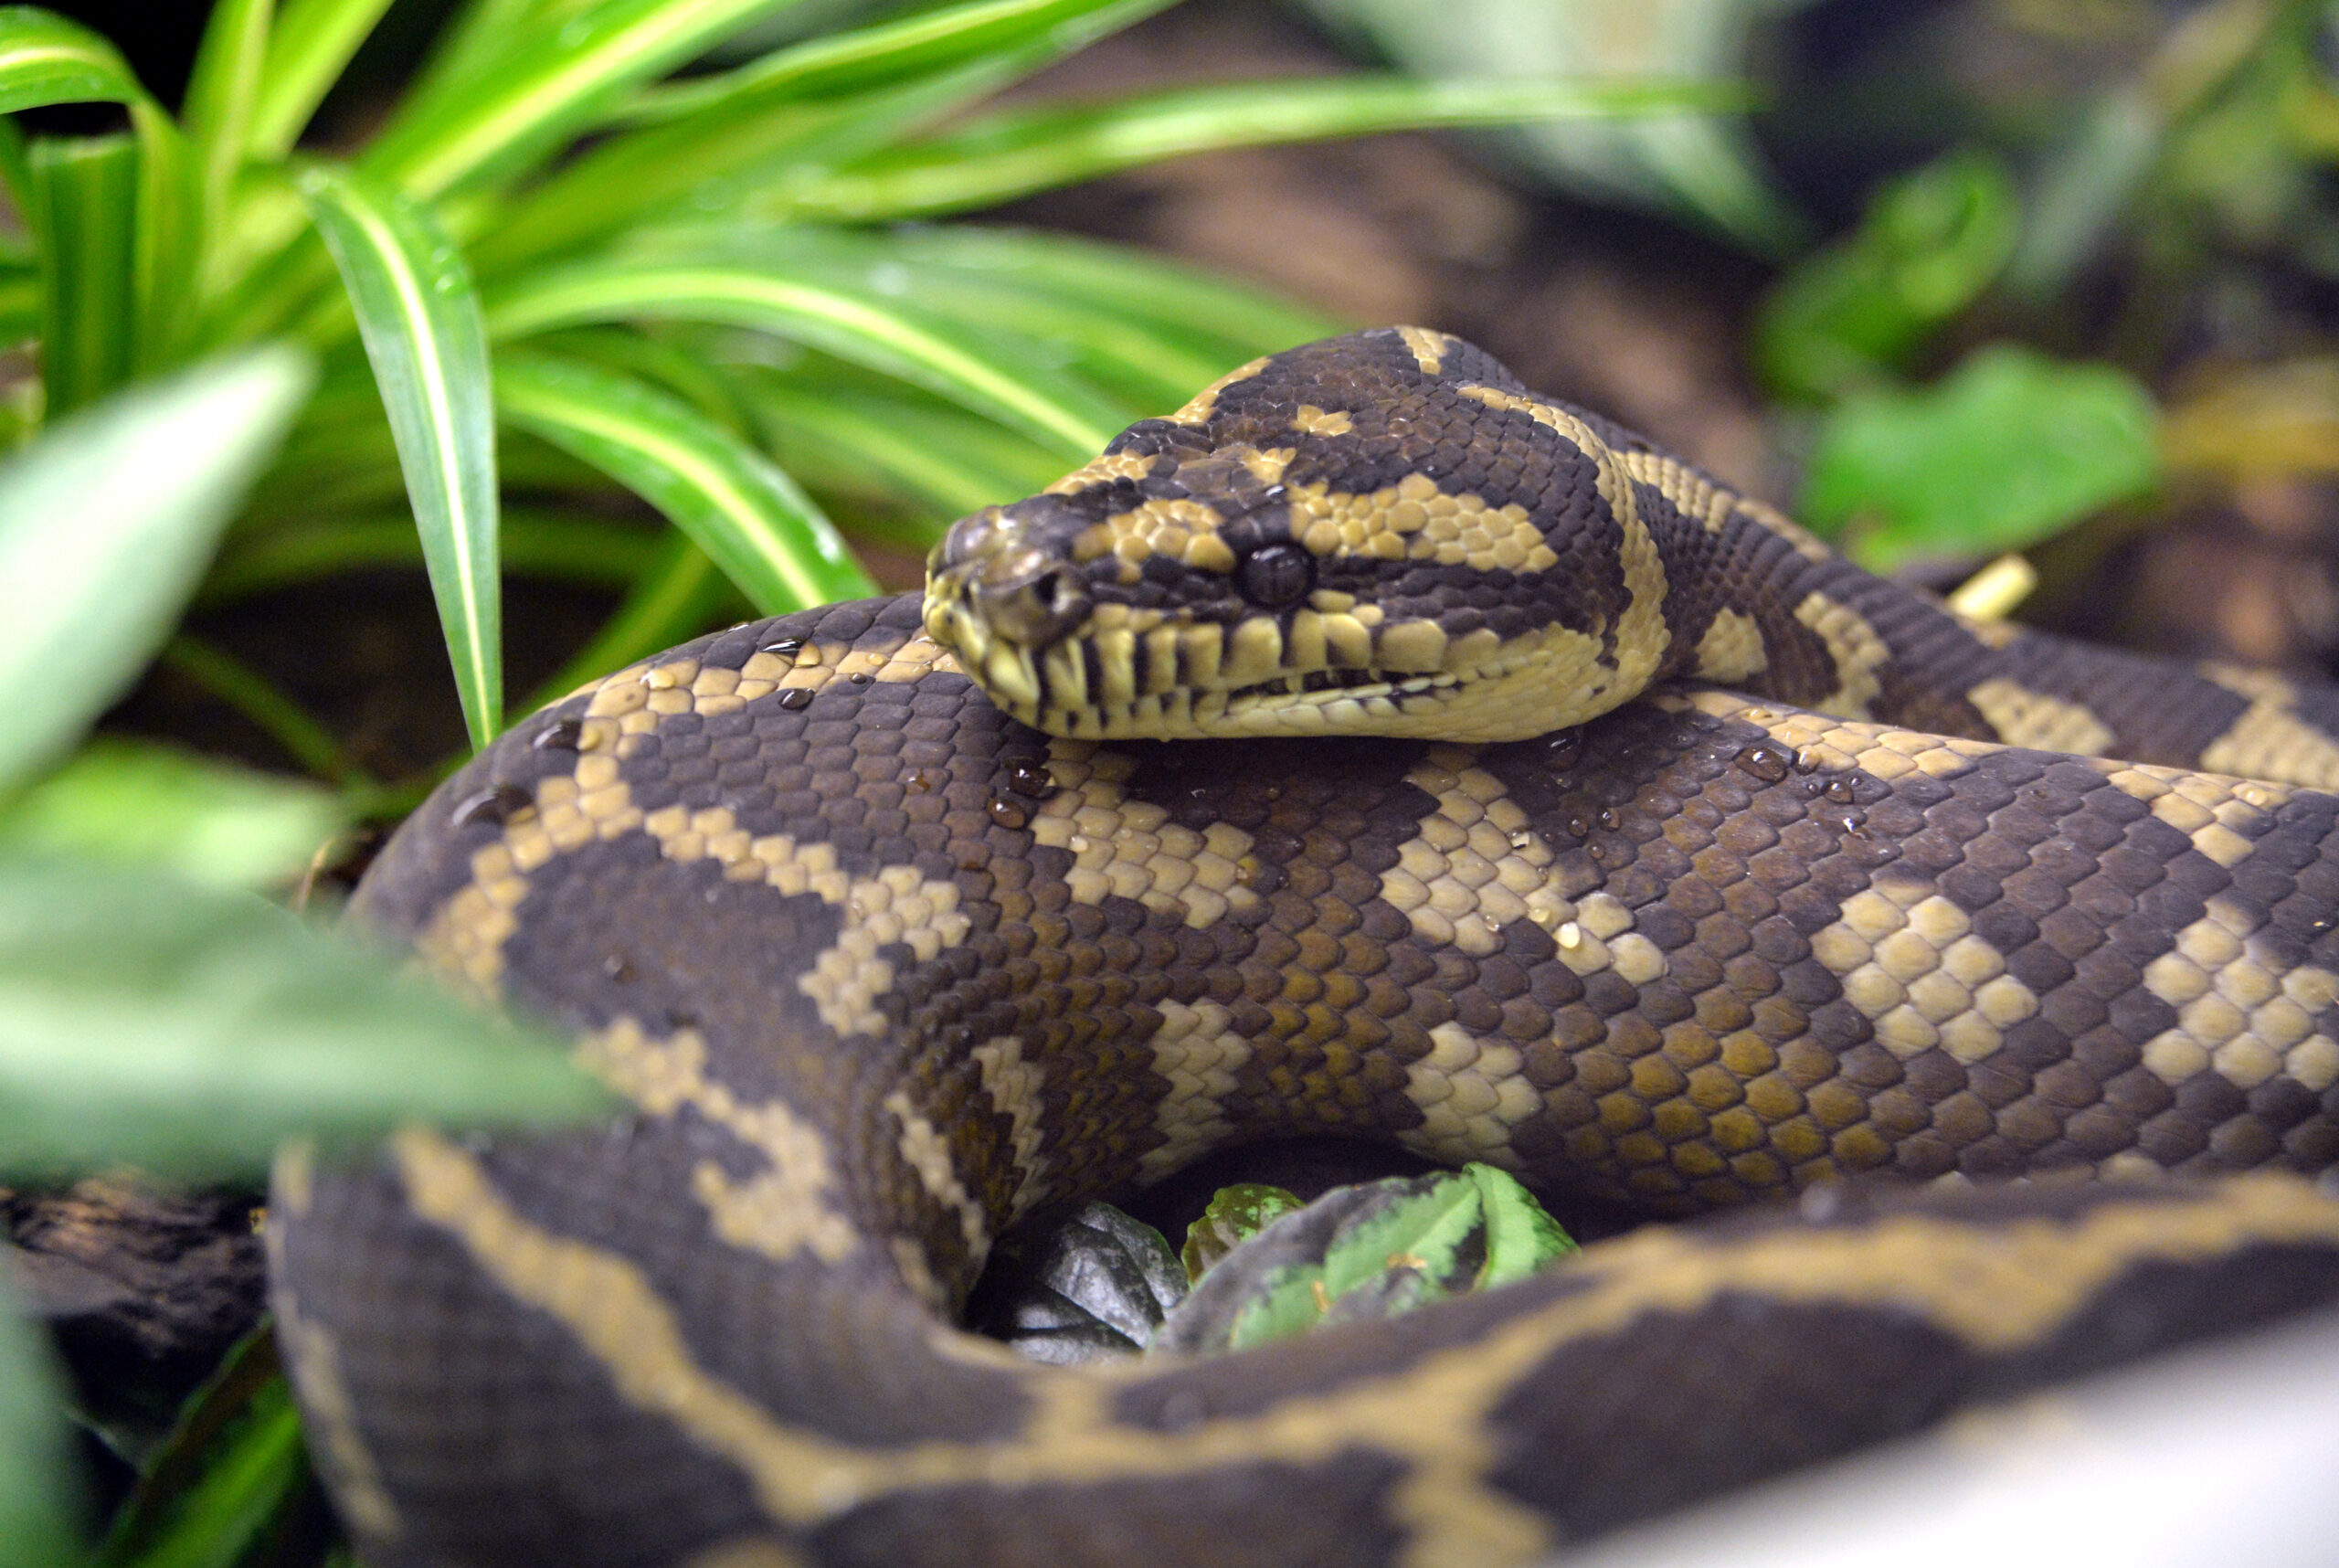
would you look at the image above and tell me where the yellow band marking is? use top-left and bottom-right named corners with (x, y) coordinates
top-left (1287, 476), bottom-right (1559, 573)
top-left (1692, 608), bottom-right (1768, 683)
top-left (1966, 679), bottom-right (2115, 757)
top-left (1027, 739), bottom-right (1259, 928)
top-left (1166, 355), bottom-right (1268, 426)
top-left (1395, 326), bottom-right (1451, 375)
top-left (971, 1035), bottom-right (1052, 1224)
top-left (886, 1089), bottom-right (990, 1259)
top-left (1793, 591), bottom-right (1890, 720)
top-left (2199, 663), bottom-right (2339, 789)
top-left (392, 1124), bottom-right (2339, 1567)
top-left (578, 1020), bottom-right (860, 1265)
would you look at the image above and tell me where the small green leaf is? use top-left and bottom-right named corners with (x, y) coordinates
top-left (26, 132), bottom-right (139, 416)
top-left (778, 75), bottom-right (1744, 220)
top-left (1154, 1165), bottom-right (1576, 1354)
top-left (1753, 150), bottom-right (2019, 403)
top-left (92, 1330), bottom-right (304, 1568)
top-left (0, 1276), bottom-right (79, 1568)
top-left (300, 163), bottom-right (503, 749)
top-left (0, 853), bottom-right (612, 1179)
top-left (0, 739), bottom-right (344, 888)
top-left (1181, 1183), bottom-right (1302, 1282)
top-left (247, 0), bottom-right (397, 159)
top-left (0, 345), bottom-right (315, 791)
top-left (1799, 344), bottom-right (2163, 571)
top-left (495, 350), bottom-right (872, 613)
top-left (487, 255), bottom-right (1127, 455)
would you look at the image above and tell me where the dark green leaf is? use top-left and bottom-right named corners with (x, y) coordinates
top-left (1154, 1166), bottom-right (1576, 1354)
top-left (1753, 150), bottom-right (2018, 403)
top-left (300, 163), bottom-right (503, 749)
top-left (92, 1330), bottom-right (304, 1568)
top-left (0, 346), bottom-right (315, 790)
top-left (1799, 344), bottom-right (2163, 571)
top-left (1180, 1183), bottom-right (1302, 1282)
top-left (26, 132), bottom-right (140, 416)
top-left (0, 853), bottom-right (612, 1179)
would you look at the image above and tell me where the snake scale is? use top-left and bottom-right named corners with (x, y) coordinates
top-left (272, 329), bottom-right (2339, 1568)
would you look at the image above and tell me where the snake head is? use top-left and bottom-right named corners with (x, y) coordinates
top-left (925, 328), bottom-right (1662, 742)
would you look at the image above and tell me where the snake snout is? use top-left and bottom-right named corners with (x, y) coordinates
top-left (926, 497), bottom-right (1096, 659)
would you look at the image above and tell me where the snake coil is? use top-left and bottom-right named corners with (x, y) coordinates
top-left (273, 329), bottom-right (2339, 1568)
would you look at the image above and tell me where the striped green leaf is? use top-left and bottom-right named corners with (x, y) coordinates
top-left (780, 75), bottom-right (1747, 219)
top-left (247, 0), bottom-right (396, 158)
top-left (0, 6), bottom-right (146, 113)
top-left (619, 0), bottom-right (1166, 122)
top-left (26, 134), bottom-right (139, 417)
top-left (496, 350), bottom-right (871, 613)
top-left (488, 257), bottom-right (1127, 455)
top-left (181, 0), bottom-right (272, 275)
top-left (361, 0), bottom-right (807, 197)
top-left (300, 163), bottom-right (503, 749)
top-left (0, 346), bottom-right (314, 791)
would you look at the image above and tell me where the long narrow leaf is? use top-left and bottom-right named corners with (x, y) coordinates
top-left (0, 12), bottom-right (201, 375)
top-left (488, 258), bottom-right (1127, 454)
top-left (0, 6), bottom-right (147, 112)
top-left (182, 0), bottom-right (271, 270)
top-left (300, 164), bottom-right (503, 748)
top-left (26, 134), bottom-right (139, 416)
top-left (0, 347), bottom-right (314, 789)
top-left (472, 58), bottom-right (1021, 274)
top-left (361, 0), bottom-right (807, 197)
top-left (204, 507), bottom-right (663, 602)
top-left (496, 350), bottom-right (870, 611)
top-left (618, 0), bottom-right (1165, 122)
top-left (779, 75), bottom-right (1749, 219)
top-left (0, 854), bottom-right (612, 1178)
top-left (247, 0), bottom-right (397, 158)
top-left (91, 1330), bottom-right (300, 1568)
top-left (0, 1277), bottom-right (78, 1568)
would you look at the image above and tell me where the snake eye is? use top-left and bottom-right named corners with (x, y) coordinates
top-left (1236, 542), bottom-right (1314, 608)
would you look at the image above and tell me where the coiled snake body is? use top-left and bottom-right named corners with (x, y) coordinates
top-left (273, 330), bottom-right (2339, 1568)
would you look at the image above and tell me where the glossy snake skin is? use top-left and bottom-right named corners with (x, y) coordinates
top-left (273, 330), bottom-right (2339, 1568)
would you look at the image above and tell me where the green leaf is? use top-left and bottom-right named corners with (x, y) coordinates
top-left (25, 132), bottom-right (139, 416)
top-left (1155, 1165), bottom-right (1576, 1355)
top-left (495, 350), bottom-right (872, 612)
top-left (746, 362), bottom-right (1070, 526)
top-left (488, 254), bottom-right (1127, 455)
top-left (362, 0), bottom-right (808, 198)
top-left (1180, 1183), bottom-right (1302, 1282)
top-left (1799, 344), bottom-right (2164, 571)
top-left (472, 53), bottom-right (1035, 274)
top-left (0, 345), bottom-right (315, 791)
top-left (247, 0), bottom-right (397, 159)
top-left (300, 163), bottom-right (503, 749)
top-left (0, 739), bottom-right (344, 889)
top-left (182, 0), bottom-right (271, 282)
top-left (92, 1330), bottom-right (304, 1568)
top-left (617, 0), bottom-right (1165, 123)
top-left (0, 1275), bottom-right (79, 1568)
top-left (1753, 150), bottom-right (2019, 403)
top-left (0, 853), bottom-right (612, 1179)
top-left (778, 74), bottom-right (1748, 220)
top-left (0, 6), bottom-right (146, 113)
